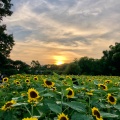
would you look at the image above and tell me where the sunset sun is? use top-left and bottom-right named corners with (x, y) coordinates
top-left (56, 61), bottom-right (63, 65)
top-left (54, 56), bottom-right (66, 65)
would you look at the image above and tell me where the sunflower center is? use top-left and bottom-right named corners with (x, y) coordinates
top-left (5, 103), bottom-right (13, 108)
top-left (34, 78), bottom-right (37, 80)
top-left (26, 80), bottom-right (29, 82)
top-left (109, 96), bottom-right (115, 102)
top-left (17, 82), bottom-right (20, 84)
top-left (106, 81), bottom-right (110, 83)
top-left (100, 85), bottom-right (105, 89)
top-left (4, 79), bottom-right (7, 81)
top-left (30, 91), bottom-right (37, 98)
top-left (94, 110), bottom-right (100, 118)
top-left (68, 90), bottom-right (72, 95)
top-left (46, 81), bottom-right (52, 85)
top-left (60, 117), bottom-right (67, 120)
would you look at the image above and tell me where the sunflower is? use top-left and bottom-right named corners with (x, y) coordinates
top-left (27, 88), bottom-right (40, 102)
top-left (15, 81), bottom-right (21, 85)
top-left (66, 87), bottom-right (74, 98)
top-left (0, 85), bottom-right (5, 88)
top-left (34, 76), bottom-right (38, 81)
top-left (98, 84), bottom-right (107, 90)
top-left (57, 113), bottom-right (69, 120)
top-left (104, 80), bottom-right (112, 84)
top-left (1, 100), bottom-right (16, 111)
top-left (21, 93), bottom-right (26, 97)
top-left (86, 92), bottom-right (93, 96)
top-left (43, 79), bottom-right (55, 88)
top-left (2, 77), bottom-right (9, 82)
top-left (51, 87), bottom-right (57, 91)
top-left (63, 81), bottom-right (68, 85)
top-left (107, 93), bottom-right (116, 105)
top-left (25, 79), bottom-right (30, 84)
top-left (92, 107), bottom-right (103, 120)
top-left (22, 117), bottom-right (38, 120)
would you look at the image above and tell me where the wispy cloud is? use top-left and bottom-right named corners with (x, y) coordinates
top-left (3, 0), bottom-right (120, 64)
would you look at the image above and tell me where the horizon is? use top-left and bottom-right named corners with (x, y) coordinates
top-left (2, 0), bottom-right (120, 65)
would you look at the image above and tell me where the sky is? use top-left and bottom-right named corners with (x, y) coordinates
top-left (2, 0), bottom-right (120, 65)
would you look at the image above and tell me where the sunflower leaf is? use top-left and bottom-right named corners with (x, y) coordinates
top-left (101, 112), bottom-right (118, 118)
top-left (71, 112), bottom-right (93, 120)
top-left (47, 103), bottom-right (62, 114)
top-left (114, 105), bottom-right (120, 111)
top-left (63, 101), bottom-right (86, 113)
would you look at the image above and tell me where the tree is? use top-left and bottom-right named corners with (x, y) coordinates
top-left (78, 57), bottom-right (93, 75)
top-left (0, 0), bottom-right (14, 57)
top-left (0, 0), bottom-right (13, 20)
top-left (13, 60), bottom-right (31, 74)
top-left (30, 60), bottom-right (41, 74)
top-left (0, 0), bottom-right (15, 75)
top-left (0, 25), bottom-right (14, 57)
top-left (65, 61), bottom-right (81, 75)
top-left (101, 42), bottom-right (120, 75)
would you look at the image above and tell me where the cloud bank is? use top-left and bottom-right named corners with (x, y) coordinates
top-left (3, 0), bottom-right (120, 64)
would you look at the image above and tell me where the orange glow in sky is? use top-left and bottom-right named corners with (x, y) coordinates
top-left (53, 56), bottom-right (67, 65)
top-left (56, 61), bottom-right (63, 65)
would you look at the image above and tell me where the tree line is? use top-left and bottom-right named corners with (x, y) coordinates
top-left (0, 0), bottom-right (120, 76)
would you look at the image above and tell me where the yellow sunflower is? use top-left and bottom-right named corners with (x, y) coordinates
top-left (57, 113), bottom-right (69, 120)
top-left (66, 88), bottom-right (74, 98)
top-left (51, 87), bottom-right (57, 91)
top-left (92, 107), bottom-right (103, 120)
top-left (27, 88), bottom-right (40, 102)
top-left (86, 92), bottom-right (93, 96)
top-left (34, 76), bottom-right (38, 81)
top-left (21, 93), bottom-right (26, 97)
top-left (98, 84), bottom-right (107, 90)
top-left (104, 80), bottom-right (112, 84)
top-left (25, 79), bottom-right (30, 84)
top-left (43, 79), bottom-right (55, 88)
top-left (22, 117), bottom-right (38, 120)
top-left (0, 85), bottom-right (5, 88)
top-left (1, 100), bottom-right (16, 111)
top-left (107, 93), bottom-right (117, 105)
top-left (15, 81), bottom-right (21, 85)
top-left (2, 77), bottom-right (9, 82)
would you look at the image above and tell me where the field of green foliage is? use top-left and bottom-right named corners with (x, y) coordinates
top-left (0, 73), bottom-right (120, 120)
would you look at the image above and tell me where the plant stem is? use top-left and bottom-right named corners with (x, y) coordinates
top-left (61, 88), bottom-right (64, 110)
top-left (31, 104), bottom-right (34, 116)
top-left (24, 105), bottom-right (32, 117)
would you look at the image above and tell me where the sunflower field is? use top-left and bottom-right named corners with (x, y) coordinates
top-left (0, 73), bottom-right (120, 120)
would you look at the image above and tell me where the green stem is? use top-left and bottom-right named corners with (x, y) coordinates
top-left (24, 105), bottom-right (32, 117)
top-left (61, 88), bottom-right (64, 110)
top-left (88, 96), bottom-right (91, 115)
top-left (31, 104), bottom-right (34, 116)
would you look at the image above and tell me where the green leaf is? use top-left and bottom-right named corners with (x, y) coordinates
top-left (12, 96), bottom-right (23, 100)
top-left (12, 102), bottom-right (28, 107)
top-left (63, 101), bottom-right (86, 113)
top-left (101, 112), bottom-right (118, 118)
top-left (42, 92), bottom-right (56, 97)
top-left (94, 80), bottom-right (99, 85)
top-left (71, 112), bottom-right (93, 120)
top-left (47, 103), bottom-right (62, 114)
top-left (53, 72), bottom-right (59, 78)
top-left (114, 105), bottom-right (120, 111)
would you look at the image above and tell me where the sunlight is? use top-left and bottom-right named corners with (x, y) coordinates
top-left (53, 56), bottom-right (66, 65)
top-left (56, 61), bottom-right (63, 65)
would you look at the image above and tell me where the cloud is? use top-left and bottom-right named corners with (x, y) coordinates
top-left (2, 0), bottom-right (120, 64)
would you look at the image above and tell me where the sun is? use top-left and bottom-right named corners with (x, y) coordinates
top-left (53, 56), bottom-right (66, 65)
top-left (56, 61), bottom-right (63, 65)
